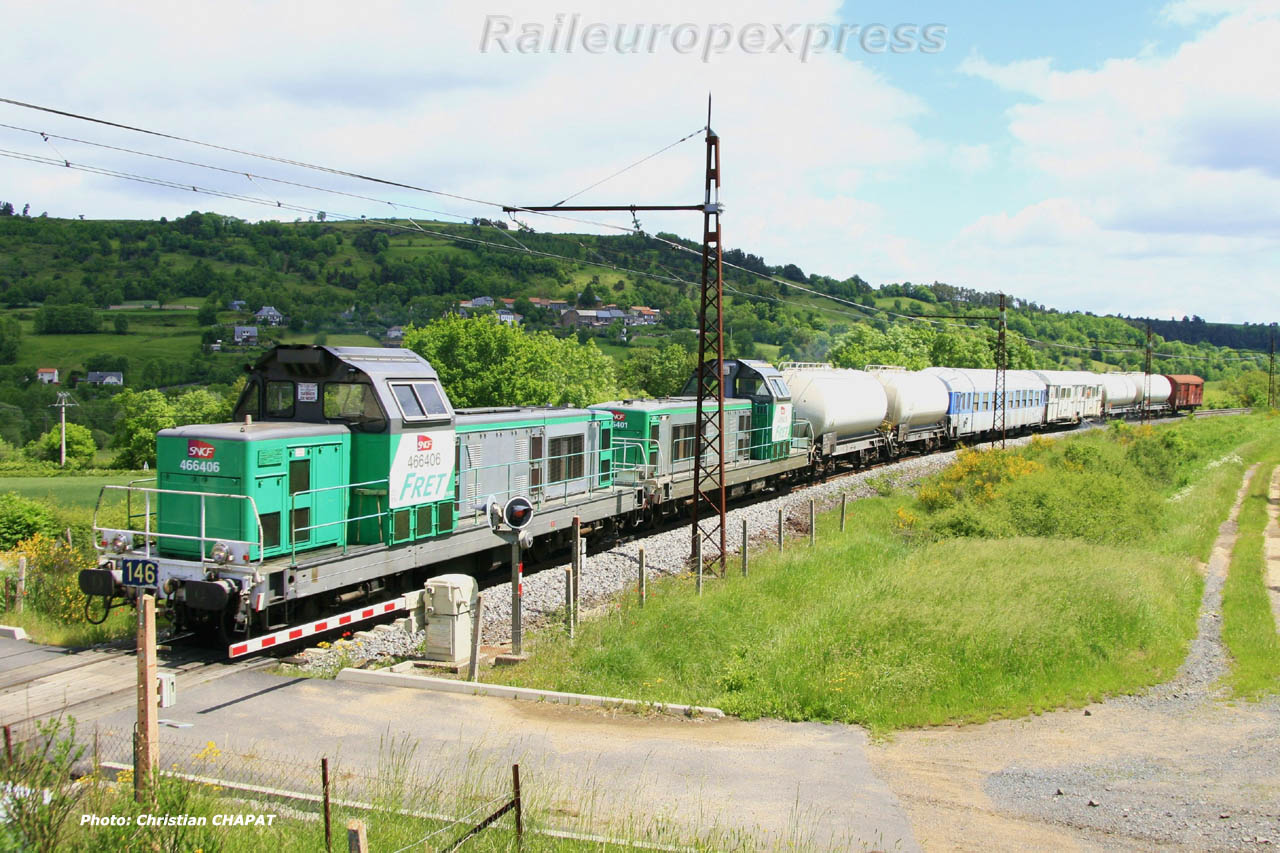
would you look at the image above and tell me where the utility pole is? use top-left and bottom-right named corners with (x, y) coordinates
top-left (1267, 323), bottom-right (1276, 410)
top-left (1142, 324), bottom-right (1153, 425)
top-left (509, 100), bottom-right (728, 574)
top-left (50, 391), bottom-right (77, 467)
top-left (995, 293), bottom-right (1008, 448)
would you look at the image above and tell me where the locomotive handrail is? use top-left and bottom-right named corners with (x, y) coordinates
top-left (455, 441), bottom-right (616, 525)
top-left (94, 484), bottom-right (266, 566)
top-left (286, 477), bottom-right (392, 566)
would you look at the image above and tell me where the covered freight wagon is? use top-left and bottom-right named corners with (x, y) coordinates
top-left (1164, 374), bottom-right (1204, 412)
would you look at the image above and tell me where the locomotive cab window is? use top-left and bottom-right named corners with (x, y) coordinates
top-left (390, 381), bottom-right (449, 422)
top-left (266, 381), bottom-right (294, 418)
top-left (324, 383), bottom-right (386, 432)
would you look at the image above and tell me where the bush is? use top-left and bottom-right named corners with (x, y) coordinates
top-left (1, 533), bottom-right (94, 623)
top-left (0, 493), bottom-right (57, 549)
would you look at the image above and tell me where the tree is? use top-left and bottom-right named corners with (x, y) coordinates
top-left (403, 315), bottom-right (616, 408)
top-left (196, 302), bottom-right (218, 326)
top-left (113, 314), bottom-right (129, 335)
top-left (111, 389), bottom-right (176, 468)
top-left (28, 423), bottom-right (96, 467)
top-left (577, 284), bottom-right (599, 308)
top-left (619, 345), bottom-right (697, 397)
top-left (0, 202), bottom-right (12, 217)
top-left (0, 317), bottom-right (20, 364)
top-left (172, 388), bottom-right (231, 424)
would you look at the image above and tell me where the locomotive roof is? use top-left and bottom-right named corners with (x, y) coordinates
top-left (251, 345), bottom-right (439, 381)
top-left (159, 422), bottom-right (348, 441)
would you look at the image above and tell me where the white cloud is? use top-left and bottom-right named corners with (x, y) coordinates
top-left (951, 3), bottom-right (1280, 320)
top-left (0, 0), bottom-right (942, 292)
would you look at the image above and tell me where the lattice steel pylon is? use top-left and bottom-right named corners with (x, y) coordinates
top-left (994, 293), bottom-right (1008, 448)
top-left (691, 121), bottom-right (727, 576)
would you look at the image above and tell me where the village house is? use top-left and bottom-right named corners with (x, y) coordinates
top-left (84, 371), bottom-right (124, 386)
top-left (36, 367), bottom-right (59, 385)
top-left (255, 305), bottom-right (284, 326)
top-left (234, 325), bottom-right (259, 345)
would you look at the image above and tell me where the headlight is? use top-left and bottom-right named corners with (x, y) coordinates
top-left (210, 542), bottom-right (232, 565)
top-left (110, 534), bottom-right (130, 554)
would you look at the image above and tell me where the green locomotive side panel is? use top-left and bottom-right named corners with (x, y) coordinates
top-left (155, 425), bottom-right (349, 561)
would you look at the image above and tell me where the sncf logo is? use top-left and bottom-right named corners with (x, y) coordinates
top-left (416, 435), bottom-right (433, 452)
top-left (187, 439), bottom-right (216, 459)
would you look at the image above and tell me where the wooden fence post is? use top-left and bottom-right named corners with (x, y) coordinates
top-left (809, 499), bottom-right (816, 547)
top-left (16, 557), bottom-right (25, 614)
top-left (563, 568), bottom-right (574, 639)
top-left (468, 593), bottom-right (485, 682)
top-left (3, 724), bottom-right (11, 765)
top-left (741, 518), bottom-right (748, 577)
top-left (638, 547), bottom-right (646, 607)
top-left (322, 758), bottom-right (332, 853)
top-left (346, 819), bottom-right (367, 853)
top-left (777, 508), bottom-right (784, 552)
top-left (840, 494), bottom-right (847, 532)
top-left (134, 594), bottom-right (158, 804)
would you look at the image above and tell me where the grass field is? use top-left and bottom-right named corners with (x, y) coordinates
top-left (1221, 459), bottom-right (1280, 697)
top-left (497, 416), bottom-right (1271, 731)
top-left (0, 475), bottom-right (144, 509)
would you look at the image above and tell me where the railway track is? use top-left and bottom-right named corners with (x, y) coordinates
top-left (0, 640), bottom-right (274, 732)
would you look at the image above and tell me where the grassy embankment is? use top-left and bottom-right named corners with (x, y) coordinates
top-left (497, 415), bottom-right (1277, 732)
top-left (1221, 459), bottom-right (1280, 697)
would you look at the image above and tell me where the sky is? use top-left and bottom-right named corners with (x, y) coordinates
top-left (1, 0), bottom-right (1277, 323)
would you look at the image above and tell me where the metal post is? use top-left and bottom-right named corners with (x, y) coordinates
top-left (809, 499), bottom-right (816, 547)
top-left (840, 494), bottom-right (847, 532)
top-left (510, 540), bottom-right (522, 657)
top-left (134, 594), bottom-right (158, 804)
top-left (1269, 325), bottom-right (1276, 410)
top-left (741, 517), bottom-right (748, 577)
top-left (695, 535), bottom-right (703, 595)
top-left (777, 507), bottom-right (784, 552)
top-left (638, 547), bottom-right (646, 607)
top-left (15, 557), bottom-right (25, 614)
top-left (563, 568), bottom-right (574, 639)
top-left (468, 593), bottom-right (485, 681)
top-left (996, 293), bottom-right (1008, 448)
top-left (512, 764), bottom-right (524, 846)
top-left (321, 757), bottom-right (332, 853)
top-left (691, 105), bottom-right (728, 579)
top-left (1142, 324), bottom-right (1153, 425)
top-left (571, 516), bottom-right (581, 631)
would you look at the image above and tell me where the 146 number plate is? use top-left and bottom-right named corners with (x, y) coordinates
top-left (121, 558), bottom-right (159, 587)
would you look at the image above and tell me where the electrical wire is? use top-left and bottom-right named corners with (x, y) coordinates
top-left (553, 125), bottom-right (705, 206)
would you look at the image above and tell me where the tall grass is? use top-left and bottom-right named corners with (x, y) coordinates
top-left (500, 415), bottom-right (1274, 732)
top-left (1221, 462), bottom-right (1280, 698)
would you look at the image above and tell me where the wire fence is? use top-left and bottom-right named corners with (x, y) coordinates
top-left (0, 719), bottom-right (699, 852)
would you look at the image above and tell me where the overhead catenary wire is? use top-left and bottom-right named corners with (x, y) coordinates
top-left (0, 147), bottom-right (702, 292)
top-left (2, 98), bottom-right (1266, 364)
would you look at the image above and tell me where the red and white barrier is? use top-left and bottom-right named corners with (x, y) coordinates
top-left (228, 597), bottom-right (406, 658)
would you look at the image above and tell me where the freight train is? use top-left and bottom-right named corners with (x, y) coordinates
top-left (78, 346), bottom-right (1203, 656)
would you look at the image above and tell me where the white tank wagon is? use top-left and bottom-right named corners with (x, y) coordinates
top-left (867, 366), bottom-right (950, 452)
top-left (780, 363), bottom-right (890, 466)
top-left (1124, 372), bottom-right (1174, 412)
top-left (1099, 373), bottom-right (1142, 417)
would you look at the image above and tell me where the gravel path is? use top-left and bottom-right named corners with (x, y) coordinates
top-left (969, 464), bottom-right (1280, 851)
